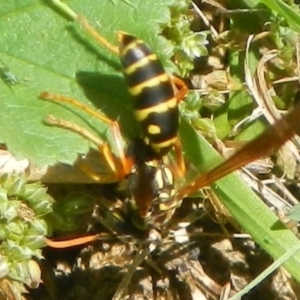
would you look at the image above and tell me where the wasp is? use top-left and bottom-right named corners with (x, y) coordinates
top-left (40, 1), bottom-right (188, 229)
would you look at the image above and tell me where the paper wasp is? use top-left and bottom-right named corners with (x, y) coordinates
top-left (40, 1), bottom-right (300, 298)
top-left (41, 1), bottom-right (188, 229)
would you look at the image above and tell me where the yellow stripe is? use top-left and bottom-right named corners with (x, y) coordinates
top-left (122, 39), bottom-right (143, 56)
top-left (129, 73), bottom-right (169, 96)
top-left (135, 97), bottom-right (177, 121)
top-left (150, 137), bottom-right (177, 152)
top-left (124, 53), bottom-right (157, 75)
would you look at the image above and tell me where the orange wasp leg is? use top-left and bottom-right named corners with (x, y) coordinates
top-left (46, 235), bottom-right (100, 248)
top-left (77, 15), bottom-right (119, 55)
top-left (170, 138), bottom-right (185, 178)
top-left (177, 99), bottom-right (300, 200)
top-left (170, 75), bottom-right (189, 104)
top-left (40, 92), bottom-right (133, 181)
top-left (169, 75), bottom-right (189, 176)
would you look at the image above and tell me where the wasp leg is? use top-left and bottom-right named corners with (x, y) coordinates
top-left (77, 15), bottom-right (119, 55)
top-left (167, 76), bottom-right (188, 175)
top-left (170, 75), bottom-right (189, 104)
top-left (48, 0), bottom-right (119, 54)
top-left (173, 138), bottom-right (185, 177)
top-left (176, 98), bottom-right (300, 200)
top-left (164, 137), bottom-right (186, 178)
top-left (46, 235), bottom-right (100, 248)
top-left (45, 115), bottom-right (121, 182)
top-left (40, 92), bottom-right (133, 181)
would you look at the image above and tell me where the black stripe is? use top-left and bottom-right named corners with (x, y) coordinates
top-left (120, 36), bottom-right (169, 88)
top-left (133, 82), bottom-right (174, 109)
top-left (120, 40), bottom-right (152, 67)
top-left (125, 58), bottom-right (165, 87)
top-left (140, 106), bottom-right (179, 143)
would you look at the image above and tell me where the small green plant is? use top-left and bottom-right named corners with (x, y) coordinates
top-left (0, 174), bottom-right (54, 299)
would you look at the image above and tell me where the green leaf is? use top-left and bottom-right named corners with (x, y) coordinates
top-left (0, 0), bottom-right (175, 167)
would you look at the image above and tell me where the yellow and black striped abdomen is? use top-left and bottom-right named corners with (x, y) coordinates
top-left (118, 32), bottom-right (179, 157)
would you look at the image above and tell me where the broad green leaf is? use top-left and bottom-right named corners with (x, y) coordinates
top-left (0, 0), bottom-right (175, 167)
